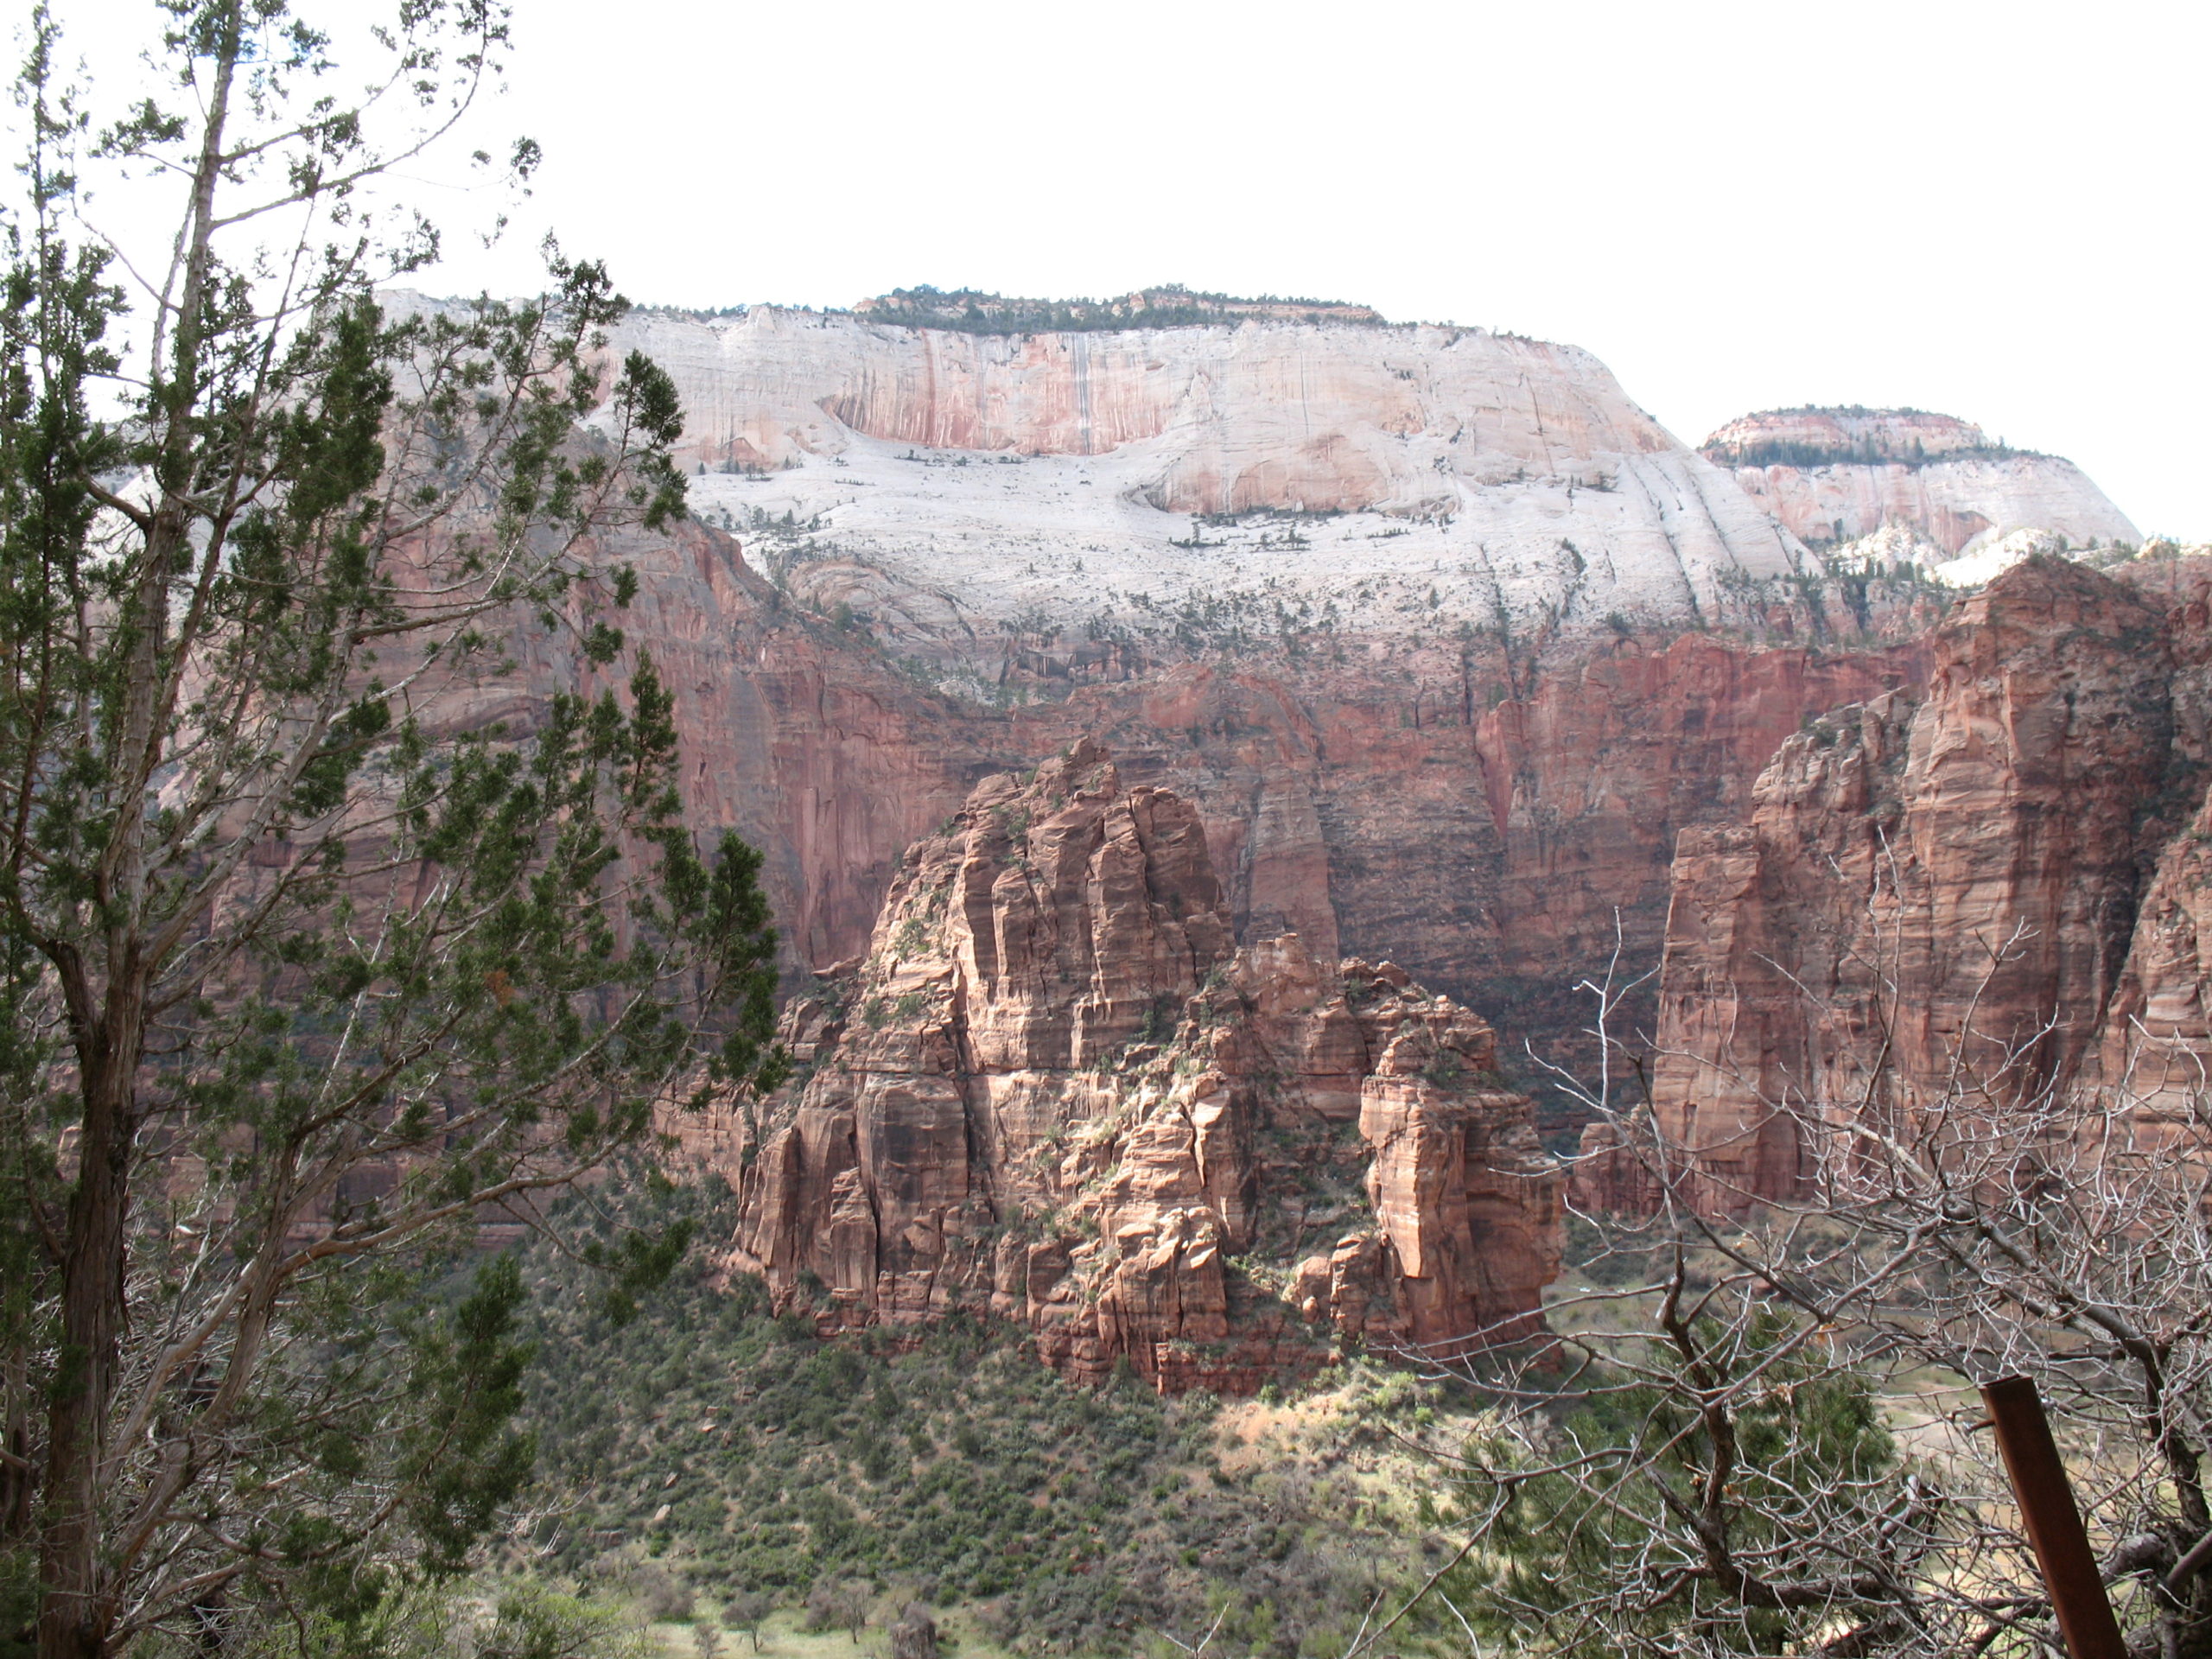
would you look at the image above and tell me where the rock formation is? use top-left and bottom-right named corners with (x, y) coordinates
top-left (442, 298), bottom-right (2148, 1156)
top-left (1701, 407), bottom-right (2139, 560)
top-left (425, 293), bottom-right (2161, 1081)
top-left (703, 742), bottom-right (1561, 1389)
top-left (544, 299), bottom-right (2139, 690)
top-left (547, 509), bottom-right (1928, 1090)
top-left (556, 296), bottom-right (1807, 676)
top-left (889, 1604), bottom-right (939, 1659)
top-left (1580, 554), bottom-right (2212, 1214)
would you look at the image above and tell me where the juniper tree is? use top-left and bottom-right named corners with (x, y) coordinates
top-left (0, 3), bottom-right (784, 1655)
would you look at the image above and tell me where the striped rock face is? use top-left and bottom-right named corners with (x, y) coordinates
top-left (444, 300), bottom-right (2149, 1083)
top-left (1580, 554), bottom-right (2212, 1217)
top-left (572, 301), bottom-right (1809, 674)
top-left (692, 743), bottom-right (1560, 1390)
top-left (1701, 406), bottom-right (2139, 561)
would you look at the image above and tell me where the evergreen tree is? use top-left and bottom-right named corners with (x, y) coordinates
top-left (1445, 1293), bottom-right (1926, 1658)
top-left (0, 4), bottom-right (783, 1654)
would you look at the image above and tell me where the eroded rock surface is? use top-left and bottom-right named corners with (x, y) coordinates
top-left (560, 512), bottom-right (1929, 1090)
top-left (569, 300), bottom-right (1806, 670)
top-left (378, 299), bottom-right (2145, 1089)
top-left (704, 743), bottom-right (1561, 1388)
top-left (1581, 555), bottom-right (2212, 1213)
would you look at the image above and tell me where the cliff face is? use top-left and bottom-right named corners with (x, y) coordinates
top-left (556, 306), bottom-right (2142, 690)
top-left (1701, 408), bottom-right (2139, 558)
top-left (982, 626), bottom-right (1928, 1087)
top-left (461, 302), bottom-right (2167, 1173)
top-left (1585, 556), bottom-right (2210, 1213)
top-left (366, 300), bottom-right (2148, 1057)
top-left (569, 302), bottom-right (1808, 673)
top-left (467, 304), bottom-right (2131, 1073)
top-left (451, 301), bottom-right (2212, 1352)
top-left (569, 514), bottom-right (1928, 1084)
top-left (699, 743), bottom-right (1560, 1389)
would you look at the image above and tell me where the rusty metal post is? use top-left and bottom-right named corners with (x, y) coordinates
top-left (1981, 1374), bottom-right (2127, 1659)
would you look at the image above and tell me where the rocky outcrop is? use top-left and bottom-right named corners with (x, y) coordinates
top-left (2079, 556), bottom-right (2212, 1135)
top-left (1582, 555), bottom-right (2209, 1213)
top-left (1705, 408), bottom-right (2021, 469)
top-left (385, 294), bottom-right (2148, 1096)
top-left (706, 743), bottom-right (1561, 1388)
top-left (889, 1605), bottom-right (938, 1659)
top-left (462, 302), bottom-right (2095, 1086)
top-left (373, 298), bottom-right (2173, 1277)
top-left (974, 628), bottom-right (1927, 1098)
top-left (1702, 407), bottom-right (2139, 557)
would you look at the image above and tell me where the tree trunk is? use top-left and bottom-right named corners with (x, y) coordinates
top-left (34, 4), bottom-right (234, 1644)
top-left (38, 1022), bottom-right (138, 1659)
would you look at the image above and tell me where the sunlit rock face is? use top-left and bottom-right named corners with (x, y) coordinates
top-left (688, 744), bottom-right (1561, 1390)
top-left (582, 301), bottom-right (1810, 670)
top-left (518, 510), bottom-right (1927, 1096)
top-left (1579, 554), bottom-right (2212, 1216)
top-left (467, 297), bottom-right (1973, 1064)
top-left (435, 296), bottom-right (2148, 1179)
top-left (1701, 407), bottom-right (2139, 560)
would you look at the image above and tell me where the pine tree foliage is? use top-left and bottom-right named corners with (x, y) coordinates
top-left (0, 4), bottom-right (785, 1655)
top-left (1442, 1271), bottom-right (1932, 1658)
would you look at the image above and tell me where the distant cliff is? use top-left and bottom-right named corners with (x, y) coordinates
top-left (1701, 407), bottom-right (2139, 559)
top-left (570, 299), bottom-right (1808, 675)
top-left (441, 295), bottom-right (2149, 1126)
top-left (537, 511), bottom-right (1924, 1086)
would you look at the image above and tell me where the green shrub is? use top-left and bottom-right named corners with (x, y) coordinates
top-left (513, 1180), bottom-right (1459, 1655)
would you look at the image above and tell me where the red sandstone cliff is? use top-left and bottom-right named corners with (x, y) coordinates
top-left (449, 299), bottom-right (2157, 1090)
top-left (1584, 556), bottom-right (2211, 1213)
top-left (582, 515), bottom-right (1929, 1090)
top-left (689, 743), bottom-right (1561, 1388)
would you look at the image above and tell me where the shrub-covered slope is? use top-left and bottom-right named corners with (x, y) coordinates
top-left (518, 1179), bottom-right (1470, 1656)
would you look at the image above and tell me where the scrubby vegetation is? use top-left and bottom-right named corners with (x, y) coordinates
top-left (854, 285), bottom-right (1383, 334)
top-left (515, 1180), bottom-right (1470, 1657)
top-left (1700, 407), bottom-right (2044, 471)
top-left (1707, 558), bottom-right (1951, 642)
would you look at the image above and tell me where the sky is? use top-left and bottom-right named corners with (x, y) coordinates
top-left (31, 0), bottom-right (2212, 537)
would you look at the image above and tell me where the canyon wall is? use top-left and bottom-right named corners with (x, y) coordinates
top-left (567, 514), bottom-right (1931, 1087)
top-left (677, 743), bottom-right (1560, 1389)
top-left (469, 300), bottom-right (2160, 1069)
top-left (576, 301), bottom-right (1810, 671)
top-left (537, 305), bottom-right (2166, 1061)
top-left (1582, 554), bottom-right (2212, 1214)
top-left (469, 302), bottom-right (2150, 1156)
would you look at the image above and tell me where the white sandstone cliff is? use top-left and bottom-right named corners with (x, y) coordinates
top-left (583, 303), bottom-right (1809, 664)
top-left (1701, 407), bottom-right (2139, 564)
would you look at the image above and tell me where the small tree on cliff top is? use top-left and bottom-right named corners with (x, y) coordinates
top-left (0, 3), bottom-right (784, 1655)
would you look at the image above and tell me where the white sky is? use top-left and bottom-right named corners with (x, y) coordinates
top-left (32, 0), bottom-right (2212, 537)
